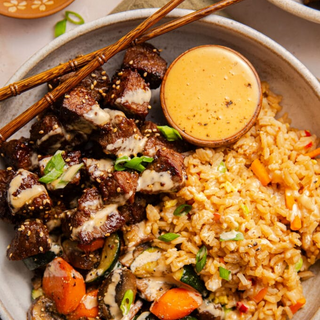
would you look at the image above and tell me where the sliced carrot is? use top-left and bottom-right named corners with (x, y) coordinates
top-left (67, 289), bottom-right (99, 320)
top-left (290, 215), bottom-right (302, 231)
top-left (250, 159), bottom-right (271, 186)
top-left (214, 213), bottom-right (221, 221)
top-left (290, 297), bottom-right (306, 314)
top-left (150, 288), bottom-right (202, 320)
top-left (285, 189), bottom-right (295, 210)
top-left (77, 238), bottom-right (105, 252)
top-left (305, 147), bottom-right (320, 159)
top-left (43, 257), bottom-right (86, 315)
top-left (252, 287), bottom-right (268, 303)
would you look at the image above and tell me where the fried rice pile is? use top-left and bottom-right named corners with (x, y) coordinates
top-left (144, 82), bottom-right (320, 319)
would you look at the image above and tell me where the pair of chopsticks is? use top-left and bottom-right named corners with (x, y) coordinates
top-left (0, 0), bottom-right (243, 145)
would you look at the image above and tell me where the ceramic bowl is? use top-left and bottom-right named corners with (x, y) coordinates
top-left (267, 0), bottom-right (320, 23)
top-left (1, 8), bottom-right (320, 320)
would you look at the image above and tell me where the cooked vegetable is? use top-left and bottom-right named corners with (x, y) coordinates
top-left (252, 287), bottom-right (268, 303)
top-left (218, 161), bottom-right (227, 173)
top-left (295, 257), bottom-right (303, 272)
top-left (291, 215), bottom-right (302, 231)
top-left (23, 250), bottom-right (57, 271)
top-left (195, 246), bottom-right (207, 273)
top-left (236, 301), bottom-right (249, 313)
top-left (31, 288), bottom-right (43, 301)
top-left (86, 232), bottom-right (121, 283)
top-left (98, 268), bottom-right (137, 320)
top-left (290, 297), bottom-right (306, 314)
top-left (157, 125), bottom-right (182, 141)
top-left (65, 11), bottom-right (85, 25)
top-left (305, 147), bottom-right (320, 158)
top-left (54, 19), bottom-right (67, 38)
top-left (39, 150), bottom-right (65, 183)
top-left (114, 155), bottom-right (153, 172)
top-left (150, 288), bottom-right (202, 320)
top-left (172, 265), bottom-right (208, 297)
top-left (42, 257), bottom-right (86, 314)
top-left (78, 238), bottom-right (105, 252)
top-left (220, 230), bottom-right (244, 241)
top-left (250, 159), bottom-right (271, 186)
top-left (50, 163), bottom-right (84, 189)
top-left (285, 189), bottom-right (295, 210)
top-left (173, 204), bottom-right (192, 216)
top-left (27, 296), bottom-right (64, 320)
top-left (158, 232), bottom-right (180, 242)
top-left (120, 289), bottom-right (134, 316)
top-left (219, 266), bottom-right (231, 281)
top-left (68, 289), bottom-right (99, 320)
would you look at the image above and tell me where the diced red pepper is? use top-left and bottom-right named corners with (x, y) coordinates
top-left (305, 142), bottom-right (313, 149)
top-left (305, 130), bottom-right (311, 137)
top-left (237, 302), bottom-right (249, 313)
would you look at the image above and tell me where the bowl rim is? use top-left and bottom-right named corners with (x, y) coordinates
top-left (2, 7), bottom-right (320, 320)
top-left (160, 44), bottom-right (263, 148)
top-left (267, 0), bottom-right (320, 24)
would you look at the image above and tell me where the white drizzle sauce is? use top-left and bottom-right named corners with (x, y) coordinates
top-left (71, 204), bottom-right (118, 239)
top-left (106, 136), bottom-right (147, 157)
top-left (130, 249), bottom-right (162, 273)
top-left (84, 158), bottom-right (114, 179)
top-left (7, 169), bottom-right (48, 214)
top-left (103, 269), bottom-right (122, 319)
top-left (82, 294), bottom-right (98, 310)
top-left (36, 126), bottom-right (65, 146)
top-left (84, 104), bottom-right (111, 126)
top-left (116, 87), bottom-right (151, 106)
top-left (137, 170), bottom-right (174, 192)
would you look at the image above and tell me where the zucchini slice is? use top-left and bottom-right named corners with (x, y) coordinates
top-left (86, 232), bottom-right (121, 282)
top-left (31, 288), bottom-right (43, 301)
top-left (172, 265), bottom-right (208, 297)
top-left (23, 251), bottom-right (57, 271)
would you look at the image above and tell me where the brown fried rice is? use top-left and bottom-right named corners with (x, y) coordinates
top-left (144, 82), bottom-right (320, 320)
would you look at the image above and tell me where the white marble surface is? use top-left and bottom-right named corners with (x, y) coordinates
top-left (0, 0), bottom-right (320, 87)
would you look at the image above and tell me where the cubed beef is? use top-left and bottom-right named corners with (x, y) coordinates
top-left (60, 86), bottom-right (111, 134)
top-left (68, 188), bottom-right (125, 244)
top-left (97, 113), bottom-right (147, 157)
top-left (30, 113), bottom-right (67, 154)
top-left (7, 169), bottom-right (52, 217)
top-left (104, 68), bottom-right (151, 119)
top-left (119, 194), bottom-right (147, 225)
top-left (0, 169), bottom-right (16, 223)
top-left (137, 148), bottom-right (186, 194)
top-left (83, 157), bottom-right (114, 183)
top-left (1, 137), bottom-right (38, 171)
top-left (49, 67), bottom-right (110, 103)
top-left (122, 43), bottom-right (167, 89)
top-left (99, 171), bottom-right (138, 205)
top-left (7, 219), bottom-right (51, 260)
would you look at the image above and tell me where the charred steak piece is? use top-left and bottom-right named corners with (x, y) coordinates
top-left (97, 113), bottom-right (147, 157)
top-left (83, 157), bottom-right (114, 183)
top-left (118, 194), bottom-right (147, 225)
top-left (0, 169), bottom-right (16, 223)
top-left (137, 148), bottom-right (186, 194)
top-left (68, 187), bottom-right (125, 244)
top-left (104, 68), bottom-right (151, 119)
top-left (30, 113), bottom-right (67, 154)
top-left (1, 137), bottom-right (38, 171)
top-left (7, 169), bottom-right (52, 217)
top-left (99, 171), bottom-right (139, 205)
top-left (122, 43), bottom-right (167, 89)
top-left (7, 219), bottom-right (51, 260)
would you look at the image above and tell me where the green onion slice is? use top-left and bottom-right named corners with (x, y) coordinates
top-left (120, 289), bottom-right (134, 316)
top-left (157, 125), bottom-right (182, 141)
top-left (53, 163), bottom-right (84, 190)
top-left (173, 204), bottom-right (192, 216)
top-left (54, 19), bottom-right (67, 37)
top-left (44, 151), bottom-right (65, 174)
top-left (219, 266), bottom-right (231, 281)
top-left (240, 203), bottom-right (249, 216)
top-left (158, 233), bottom-right (180, 242)
top-left (114, 156), bottom-right (153, 172)
top-left (195, 246), bottom-right (207, 273)
top-left (39, 168), bottom-right (63, 184)
top-left (220, 230), bottom-right (244, 241)
top-left (218, 161), bottom-right (227, 173)
top-left (295, 257), bottom-right (303, 272)
top-left (114, 156), bottom-right (130, 171)
top-left (65, 11), bottom-right (85, 25)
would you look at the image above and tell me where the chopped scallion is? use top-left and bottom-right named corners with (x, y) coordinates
top-left (219, 266), bottom-right (231, 281)
top-left (44, 150), bottom-right (65, 174)
top-left (295, 257), bottom-right (303, 272)
top-left (114, 156), bottom-right (153, 172)
top-left (157, 125), bottom-right (182, 141)
top-left (158, 233), bottom-right (180, 242)
top-left (220, 230), bottom-right (244, 241)
top-left (54, 19), bottom-right (67, 38)
top-left (114, 156), bottom-right (130, 171)
top-left (39, 168), bottom-right (63, 184)
top-left (195, 246), bottom-right (207, 273)
top-left (120, 289), bottom-right (134, 316)
top-left (240, 203), bottom-right (249, 216)
top-left (173, 204), bottom-right (192, 216)
top-left (65, 11), bottom-right (85, 25)
top-left (218, 161), bottom-right (227, 173)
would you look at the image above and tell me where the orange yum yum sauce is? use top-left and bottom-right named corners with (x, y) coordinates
top-left (161, 45), bottom-right (261, 145)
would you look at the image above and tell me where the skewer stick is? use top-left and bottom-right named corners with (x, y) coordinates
top-left (0, 0), bottom-right (185, 144)
top-left (0, 0), bottom-right (243, 102)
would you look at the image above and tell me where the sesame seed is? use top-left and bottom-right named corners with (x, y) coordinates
top-left (129, 60), bottom-right (133, 65)
top-left (116, 85), bottom-right (120, 90)
top-left (39, 130), bottom-right (44, 134)
top-left (7, 167), bottom-right (12, 171)
top-left (39, 247), bottom-right (43, 252)
top-left (40, 232), bottom-right (44, 237)
top-left (117, 187), bottom-right (121, 193)
top-left (116, 80), bottom-right (121, 85)
top-left (93, 80), bottom-right (97, 86)
top-left (53, 124), bottom-right (59, 129)
top-left (143, 72), bottom-right (147, 77)
top-left (65, 157), bottom-right (71, 162)
top-left (99, 89), bottom-right (104, 94)
top-left (101, 70), bottom-right (107, 75)
top-left (65, 94), bottom-right (70, 98)
top-left (113, 128), bottom-right (118, 133)
top-left (48, 84), bottom-right (53, 90)
top-left (148, 105), bottom-right (152, 109)
top-left (111, 94), bottom-right (115, 99)
top-left (102, 76), bottom-right (107, 80)
top-left (118, 71), bottom-right (123, 76)
top-left (91, 84), bottom-right (94, 90)
top-left (0, 153), bottom-right (3, 157)
top-left (91, 73), bottom-right (97, 78)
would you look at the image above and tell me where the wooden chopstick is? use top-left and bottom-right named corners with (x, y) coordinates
top-left (0, 0), bottom-right (243, 102)
top-left (0, 0), bottom-right (185, 144)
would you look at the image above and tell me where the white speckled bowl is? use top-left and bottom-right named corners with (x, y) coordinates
top-left (1, 8), bottom-right (320, 320)
top-left (267, 0), bottom-right (320, 23)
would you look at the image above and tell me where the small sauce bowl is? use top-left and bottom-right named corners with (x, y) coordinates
top-left (160, 45), bottom-right (262, 148)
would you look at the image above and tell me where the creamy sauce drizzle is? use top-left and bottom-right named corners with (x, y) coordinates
top-left (84, 104), bottom-right (111, 126)
top-left (137, 170), bottom-right (174, 192)
top-left (106, 136), bottom-right (147, 157)
top-left (116, 87), bottom-right (151, 105)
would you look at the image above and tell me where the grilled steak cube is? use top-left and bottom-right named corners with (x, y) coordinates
top-left (104, 68), bottom-right (151, 119)
top-left (122, 43), bottom-right (167, 89)
top-left (99, 171), bottom-right (138, 205)
top-left (7, 219), bottom-right (51, 260)
top-left (0, 169), bottom-right (16, 223)
top-left (30, 113), bottom-right (67, 154)
top-left (1, 137), bottom-right (38, 171)
top-left (83, 157), bottom-right (114, 183)
top-left (137, 148), bottom-right (186, 194)
top-left (68, 187), bottom-right (125, 244)
top-left (49, 67), bottom-right (110, 103)
top-left (7, 169), bottom-right (52, 217)
top-left (119, 194), bottom-right (147, 225)
top-left (60, 86), bottom-right (111, 134)
top-left (98, 113), bottom-right (147, 157)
